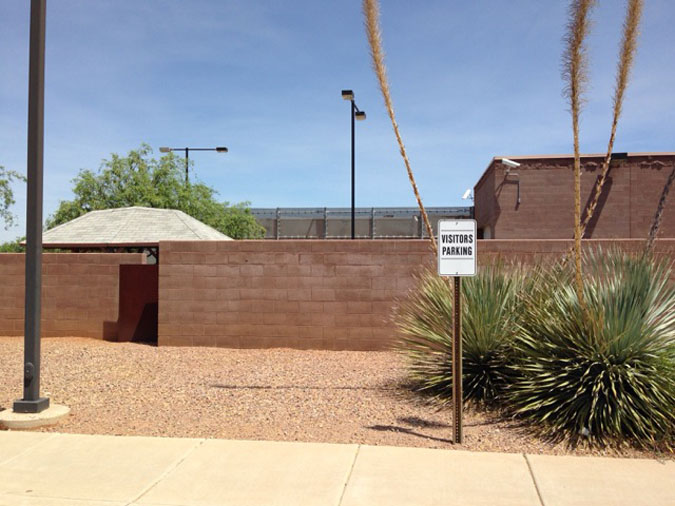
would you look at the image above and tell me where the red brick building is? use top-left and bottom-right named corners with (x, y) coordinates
top-left (473, 152), bottom-right (675, 239)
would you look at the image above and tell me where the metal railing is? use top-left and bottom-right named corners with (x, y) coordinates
top-left (251, 207), bottom-right (473, 239)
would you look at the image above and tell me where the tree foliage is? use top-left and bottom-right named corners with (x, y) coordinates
top-left (47, 144), bottom-right (265, 239)
top-left (0, 238), bottom-right (24, 252)
top-left (0, 165), bottom-right (26, 229)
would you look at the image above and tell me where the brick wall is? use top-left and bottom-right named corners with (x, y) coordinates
top-left (474, 154), bottom-right (675, 239)
top-left (2, 243), bottom-right (670, 349)
top-left (158, 240), bottom-right (433, 350)
top-left (479, 239), bottom-right (675, 273)
top-left (158, 239), bottom-right (675, 350)
top-left (0, 253), bottom-right (145, 338)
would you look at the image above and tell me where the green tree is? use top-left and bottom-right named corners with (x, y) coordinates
top-left (0, 165), bottom-right (26, 229)
top-left (47, 144), bottom-right (265, 239)
top-left (0, 237), bottom-right (24, 252)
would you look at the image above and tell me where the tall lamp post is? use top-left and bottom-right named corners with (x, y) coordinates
top-left (13, 0), bottom-right (48, 414)
top-left (159, 146), bottom-right (228, 184)
top-left (341, 90), bottom-right (366, 239)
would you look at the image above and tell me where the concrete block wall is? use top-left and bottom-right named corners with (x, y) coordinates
top-left (2, 241), bottom-right (671, 348)
top-left (158, 240), bottom-right (435, 350)
top-left (0, 253), bottom-right (145, 338)
top-left (478, 239), bottom-right (675, 270)
top-left (158, 239), bottom-right (675, 350)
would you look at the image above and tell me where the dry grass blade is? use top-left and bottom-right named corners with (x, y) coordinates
top-left (362, 0), bottom-right (437, 256)
top-left (646, 166), bottom-right (675, 254)
top-left (562, 0), bottom-right (596, 303)
top-left (581, 0), bottom-right (643, 238)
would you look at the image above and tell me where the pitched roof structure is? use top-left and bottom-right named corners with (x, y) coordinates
top-left (42, 207), bottom-right (231, 248)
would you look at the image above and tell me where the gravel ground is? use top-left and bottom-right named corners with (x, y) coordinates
top-left (0, 337), bottom-right (668, 459)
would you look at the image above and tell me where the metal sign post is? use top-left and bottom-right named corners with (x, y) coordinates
top-left (452, 275), bottom-right (462, 443)
top-left (438, 219), bottom-right (477, 444)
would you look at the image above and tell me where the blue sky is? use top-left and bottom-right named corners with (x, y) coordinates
top-left (1, 0), bottom-right (674, 241)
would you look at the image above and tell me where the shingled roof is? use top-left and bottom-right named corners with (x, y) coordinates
top-left (42, 207), bottom-right (231, 248)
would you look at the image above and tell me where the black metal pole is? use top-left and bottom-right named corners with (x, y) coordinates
top-left (14, 0), bottom-right (49, 414)
top-left (351, 100), bottom-right (355, 240)
top-left (185, 147), bottom-right (189, 184)
top-left (453, 276), bottom-right (463, 443)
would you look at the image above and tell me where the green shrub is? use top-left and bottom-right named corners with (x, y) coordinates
top-left (395, 263), bottom-right (525, 404)
top-left (509, 249), bottom-right (675, 446)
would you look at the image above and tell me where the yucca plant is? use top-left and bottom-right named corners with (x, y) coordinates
top-left (509, 249), bottom-right (675, 447)
top-left (396, 264), bottom-right (526, 404)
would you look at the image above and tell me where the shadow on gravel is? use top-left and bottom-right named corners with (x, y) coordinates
top-left (366, 424), bottom-right (455, 445)
top-left (209, 384), bottom-right (397, 391)
top-left (397, 416), bottom-right (451, 429)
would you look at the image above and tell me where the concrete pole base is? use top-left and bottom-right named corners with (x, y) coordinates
top-left (0, 404), bottom-right (70, 430)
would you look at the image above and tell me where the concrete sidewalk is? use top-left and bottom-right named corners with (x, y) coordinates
top-left (0, 432), bottom-right (672, 506)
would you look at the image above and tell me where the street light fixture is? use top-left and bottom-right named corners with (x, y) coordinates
top-left (158, 146), bottom-right (228, 184)
top-left (341, 89), bottom-right (366, 239)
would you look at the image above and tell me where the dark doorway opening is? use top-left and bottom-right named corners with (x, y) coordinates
top-left (118, 264), bottom-right (158, 343)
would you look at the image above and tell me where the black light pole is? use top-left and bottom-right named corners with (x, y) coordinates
top-left (14, 0), bottom-right (48, 414)
top-left (184, 147), bottom-right (189, 184)
top-left (159, 146), bottom-right (228, 184)
top-left (351, 100), bottom-right (355, 239)
top-left (341, 90), bottom-right (366, 239)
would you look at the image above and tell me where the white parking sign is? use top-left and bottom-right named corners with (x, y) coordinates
top-left (437, 220), bottom-right (477, 277)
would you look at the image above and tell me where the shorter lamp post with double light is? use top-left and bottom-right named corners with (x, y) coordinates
top-left (341, 90), bottom-right (366, 239)
top-left (159, 146), bottom-right (228, 184)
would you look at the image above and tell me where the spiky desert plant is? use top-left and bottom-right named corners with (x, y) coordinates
top-left (581, 0), bottom-right (643, 238)
top-left (562, 0), bottom-right (596, 304)
top-left (509, 249), bottom-right (675, 446)
top-left (363, 0), bottom-right (436, 256)
top-left (645, 166), bottom-right (675, 255)
top-left (396, 264), bottom-right (526, 404)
